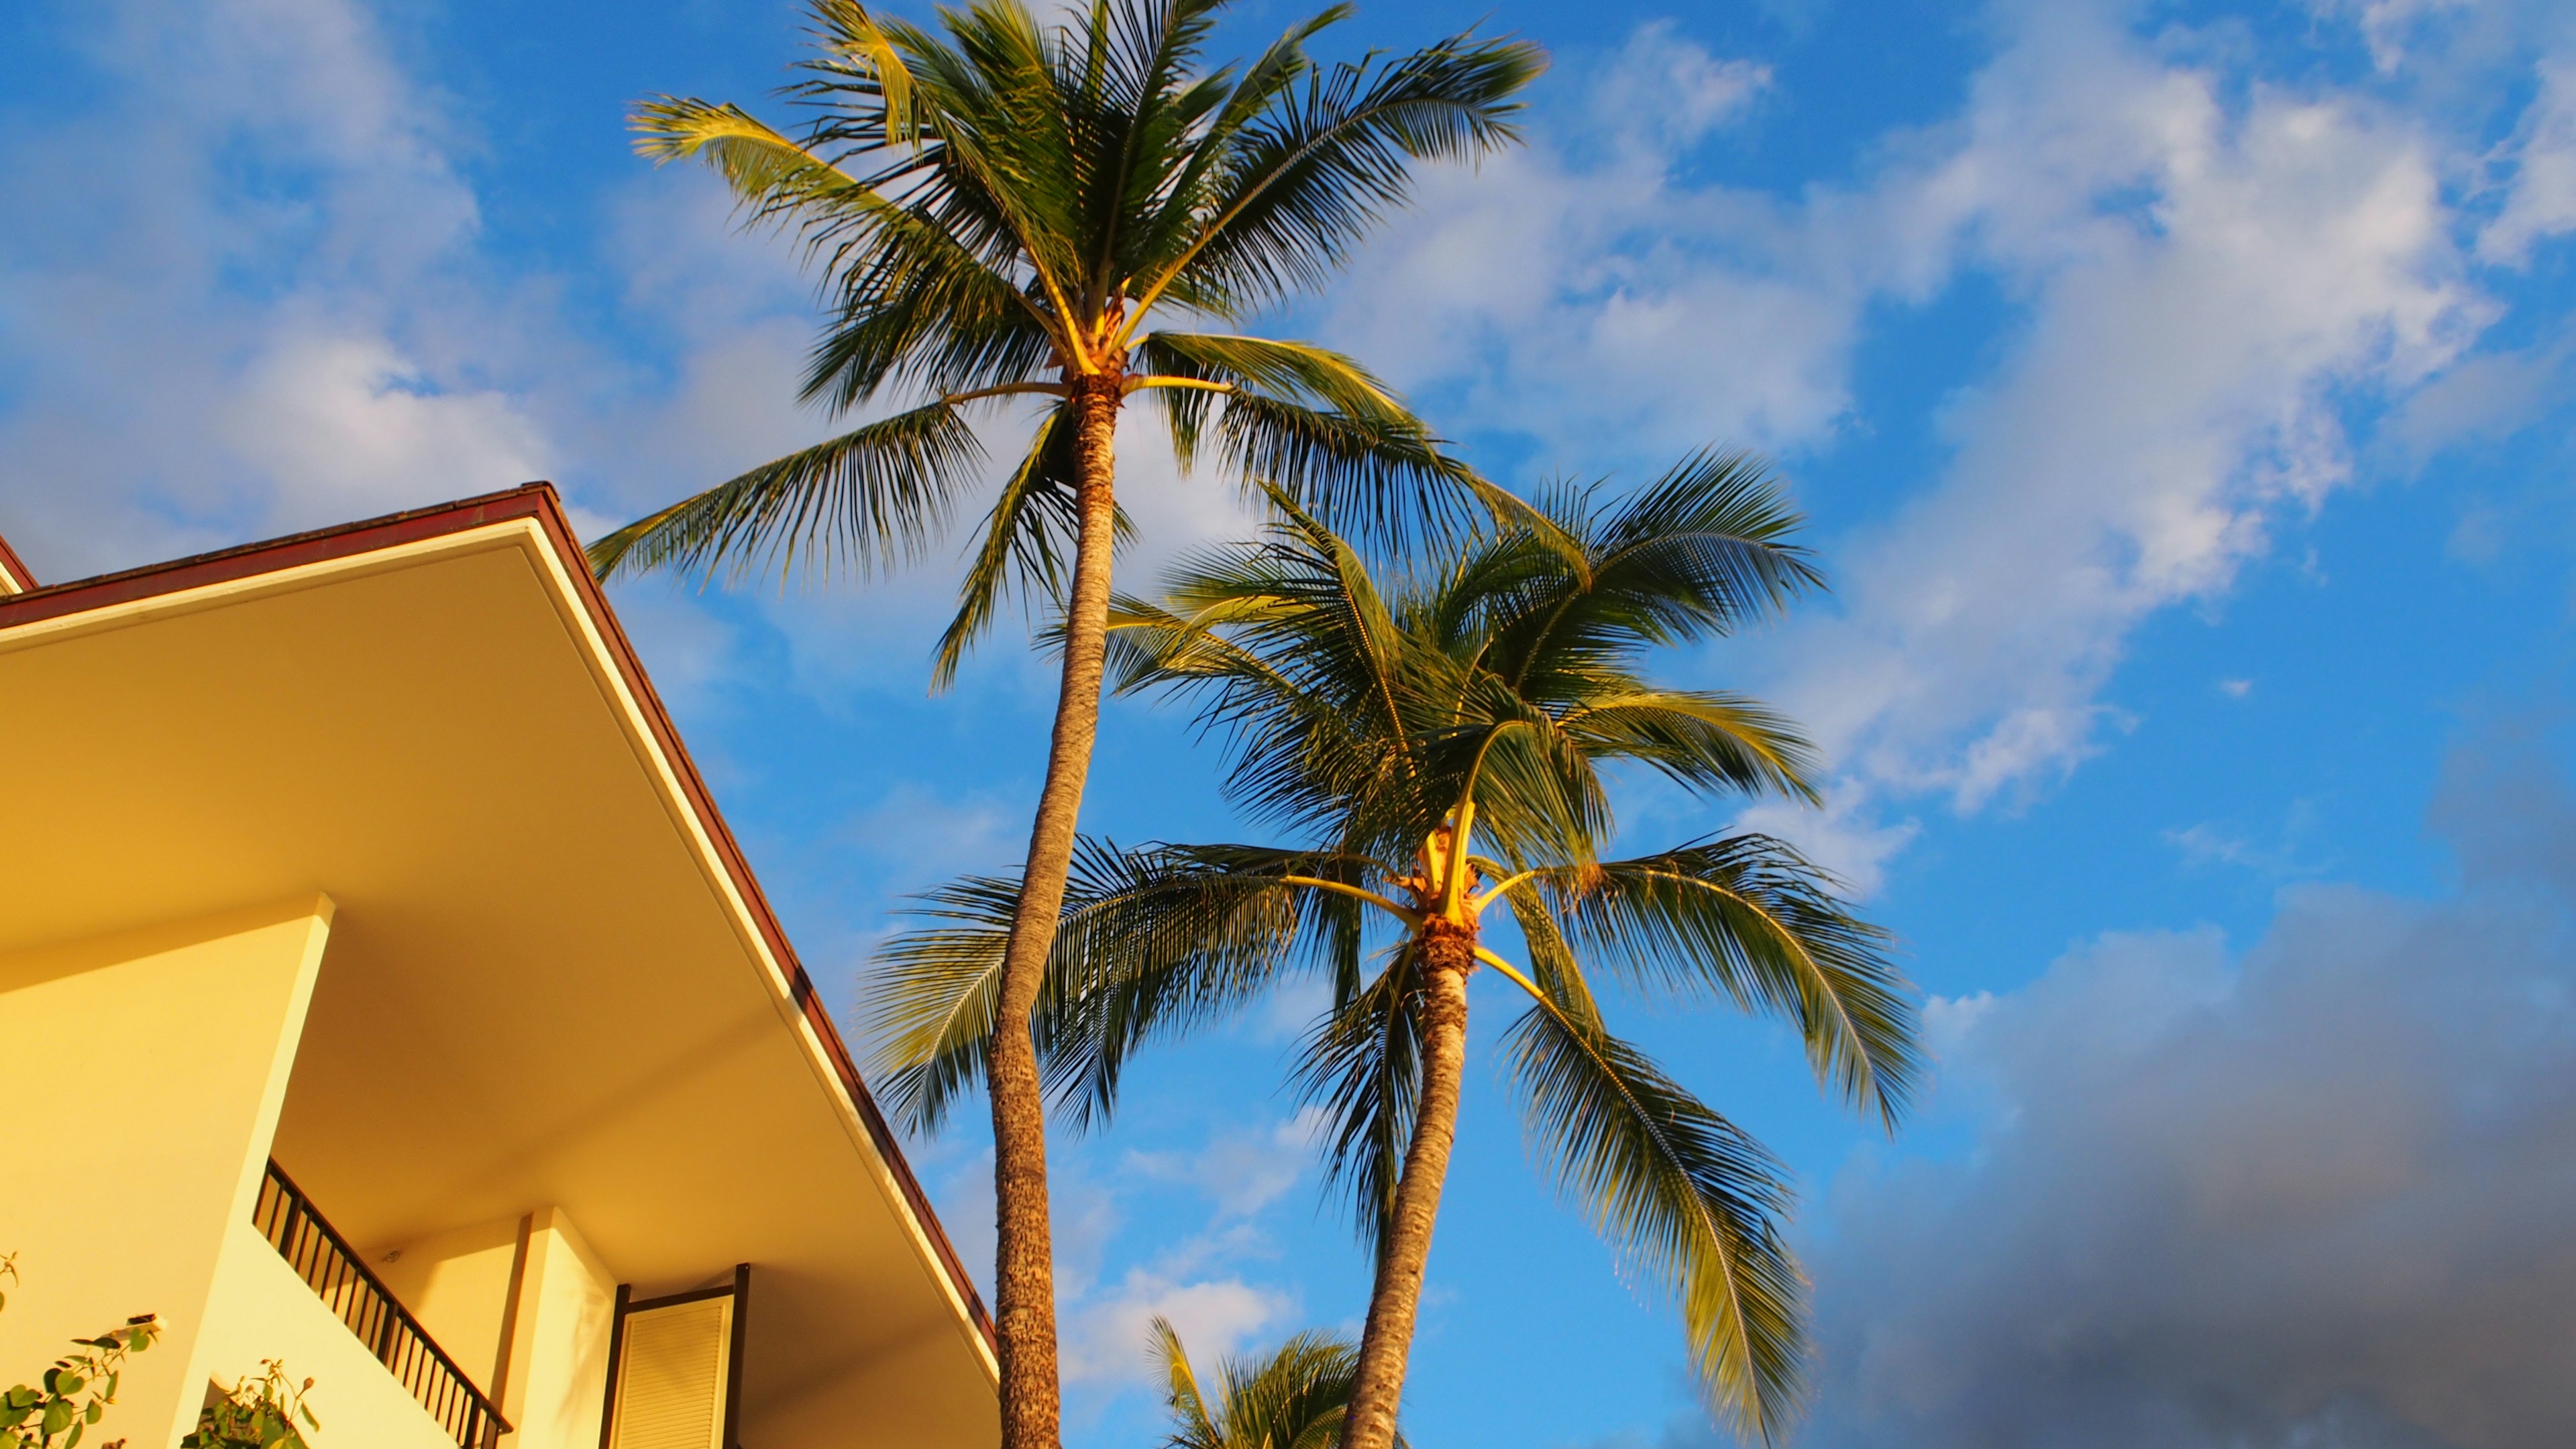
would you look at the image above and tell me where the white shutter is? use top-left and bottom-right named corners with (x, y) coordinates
top-left (608, 1296), bottom-right (732, 1449)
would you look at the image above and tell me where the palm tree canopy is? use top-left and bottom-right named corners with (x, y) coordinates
top-left (592, 0), bottom-right (1544, 680)
top-left (1153, 1320), bottom-right (1390, 1449)
top-left (869, 454), bottom-right (1924, 1441)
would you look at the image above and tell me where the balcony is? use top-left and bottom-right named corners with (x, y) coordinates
top-left (251, 1161), bottom-right (511, 1449)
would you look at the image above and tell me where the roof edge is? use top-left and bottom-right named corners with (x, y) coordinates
top-left (0, 486), bottom-right (996, 1352)
top-left (0, 527), bottom-right (33, 596)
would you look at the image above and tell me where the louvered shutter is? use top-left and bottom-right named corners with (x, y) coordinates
top-left (602, 1269), bottom-right (749, 1449)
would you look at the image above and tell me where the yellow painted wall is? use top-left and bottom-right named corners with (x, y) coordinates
top-left (0, 899), bottom-right (333, 1449)
top-left (496, 1208), bottom-right (616, 1449)
top-left (370, 1218), bottom-right (522, 1394)
top-left (193, 1218), bottom-right (453, 1449)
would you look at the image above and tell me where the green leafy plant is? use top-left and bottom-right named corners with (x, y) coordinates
top-left (180, 1362), bottom-right (318, 1449)
top-left (1, 1254), bottom-right (161, 1449)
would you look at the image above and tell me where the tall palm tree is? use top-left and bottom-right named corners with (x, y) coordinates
top-left (1152, 1319), bottom-right (1385, 1449)
top-left (588, 7), bottom-right (1541, 1449)
top-left (869, 455), bottom-right (1923, 1446)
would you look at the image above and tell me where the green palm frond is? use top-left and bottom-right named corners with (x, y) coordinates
top-left (862, 867), bottom-right (1021, 1133)
top-left (1128, 28), bottom-right (1547, 321)
top-left (1291, 949), bottom-right (1421, 1256)
top-left (585, 399), bottom-right (980, 583)
top-left (1153, 1318), bottom-right (1386, 1449)
top-left (1557, 689), bottom-right (1821, 804)
top-left (868, 837), bottom-right (1379, 1132)
top-left (1140, 333), bottom-right (1407, 424)
top-left (1532, 839), bottom-right (1921, 1126)
top-left (1502, 994), bottom-right (1806, 1443)
top-left (1155, 1318), bottom-right (1220, 1449)
top-left (1469, 453), bottom-right (1824, 694)
top-left (932, 403), bottom-right (1079, 689)
top-left (633, 96), bottom-right (857, 192)
top-left (1211, 390), bottom-right (1475, 553)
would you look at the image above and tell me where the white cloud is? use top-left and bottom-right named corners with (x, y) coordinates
top-left (1320, 34), bottom-right (1878, 462)
top-left (2481, 55), bottom-right (2576, 265)
top-left (1061, 1270), bottom-right (1293, 1387)
top-left (1127, 1108), bottom-right (1330, 1220)
top-left (0, 0), bottom-right (555, 574)
top-left (2309, 0), bottom-right (2478, 74)
top-left (847, 782), bottom-right (1028, 882)
top-left (1793, 4), bottom-right (2478, 814)
top-left (1591, 21), bottom-right (1773, 154)
top-left (219, 329), bottom-right (551, 518)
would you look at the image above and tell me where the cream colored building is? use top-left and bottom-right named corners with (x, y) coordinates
top-left (0, 488), bottom-right (998, 1449)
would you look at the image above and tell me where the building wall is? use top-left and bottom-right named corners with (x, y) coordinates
top-left (0, 898), bottom-right (334, 1449)
top-left (496, 1208), bottom-right (617, 1449)
top-left (193, 1218), bottom-right (455, 1449)
top-left (372, 1217), bottom-right (523, 1396)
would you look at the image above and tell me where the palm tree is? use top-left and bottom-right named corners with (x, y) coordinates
top-left (1152, 1319), bottom-right (1385, 1449)
top-left (587, 7), bottom-right (1542, 1449)
top-left (869, 455), bottom-right (1922, 1446)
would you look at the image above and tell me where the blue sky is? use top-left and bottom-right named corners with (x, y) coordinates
top-left (6, 1), bottom-right (2576, 1444)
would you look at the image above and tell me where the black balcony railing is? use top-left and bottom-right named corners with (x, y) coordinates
top-left (252, 1161), bottom-right (512, 1449)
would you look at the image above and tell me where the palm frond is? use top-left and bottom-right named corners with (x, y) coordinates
top-left (1533, 838), bottom-right (1921, 1127)
top-left (1140, 332), bottom-right (1407, 424)
top-left (1558, 690), bottom-right (1821, 804)
top-left (586, 399), bottom-right (981, 583)
top-left (1154, 1318), bottom-right (1220, 1449)
top-left (932, 402), bottom-right (1079, 688)
top-left (1210, 384), bottom-right (1477, 555)
top-left (1503, 994), bottom-right (1807, 1442)
top-left (869, 838), bottom-right (1373, 1132)
top-left (633, 95), bottom-right (857, 193)
top-left (1130, 28), bottom-right (1546, 321)
top-left (1153, 1319), bottom-right (1383, 1449)
top-left (1291, 949), bottom-right (1421, 1256)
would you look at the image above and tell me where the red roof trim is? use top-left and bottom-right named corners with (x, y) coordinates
top-left (0, 485), bottom-right (995, 1351)
top-left (0, 529), bottom-right (34, 594)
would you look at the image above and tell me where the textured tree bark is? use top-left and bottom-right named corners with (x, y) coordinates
top-left (987, 370), bottom-right (1124, 1449)
top-left (1341, 926), bottom-right (1477, 1449)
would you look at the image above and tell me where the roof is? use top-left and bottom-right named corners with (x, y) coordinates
top-left (0, 486), bottom-right (996, 1447)
top-left (0, 525), bottom-right (32, 595)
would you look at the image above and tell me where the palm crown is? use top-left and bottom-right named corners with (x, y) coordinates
top-left (871, 453), bottom-right (1923, 1444)
top-left (593, 0), bottom-right (1541, 677)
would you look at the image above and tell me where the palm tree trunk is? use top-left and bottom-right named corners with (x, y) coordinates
top-left (1341, 932), bottom-right (1475, 1449)
top-left (987, 372), bottom-right (1124, 1449)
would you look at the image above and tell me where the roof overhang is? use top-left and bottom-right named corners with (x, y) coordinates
top-left (0, 487), bottom-right (996, 1449)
